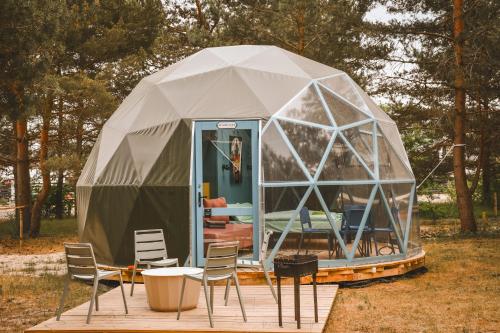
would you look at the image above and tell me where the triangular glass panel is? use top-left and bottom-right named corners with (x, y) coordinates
top-left (278, 85), bottom-right (332, 126)
top-left (318, 84), bottom-right (370, 127)
top-left (378, 121), bottom-right (412, 173)
top-left (261, 121), bottom-right (308, 182)
top-left (351, 81), bottom-right (394, 123)
top-left (318, 74), bottom-right (369, 113)
top-left (341, 122), bottom-right (375, 173)
top-left (322, 184), bottom-right (376, 259)
top-left (377, 125), bottom-right (413, 180)
top-left (277, 119), bottom-right (333, 177)
top-left (407, 196), bottom-right (422, 256)
top-left (367, 188), bottom-right (403, 256)
top-left (288, 187), bottom-right (347, 260)
top-left (381, 183), bottom-right (413, 238)
top-left (264, 185), bottom-right (311, 258)
top-left (318, 133), bottom-right (372, 181)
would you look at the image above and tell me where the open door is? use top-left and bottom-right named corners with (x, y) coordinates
top-left (193, 120), bottom-right (259, 266)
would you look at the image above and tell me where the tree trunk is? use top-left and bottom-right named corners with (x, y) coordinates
top-left (16, 116), bottom-right (31, 234)
top-left (452, 0), bottom-right (476, 232)
top-left (76, 114), bottom-right (84, 158)
top-left (295, 7), bottom-right (305, 55)
top-left (30, 104), bottom-right (51, 237)
top-left (55, 96), bottom-right (64, 219)
top-left (55, 170), bottom-right (64, 219)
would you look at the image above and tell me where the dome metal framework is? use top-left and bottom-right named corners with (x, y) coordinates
top-left (260, 76), bottom-right (420, 268)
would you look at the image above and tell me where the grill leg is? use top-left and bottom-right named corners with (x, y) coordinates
top-left (294, 276), bottom-right (301, 329)
top-left (277, 276), bottom-right (282, 327)
top-left (313, 273), bottom-right (318, 323)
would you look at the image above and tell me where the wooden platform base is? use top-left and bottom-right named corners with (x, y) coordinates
top-left (27, 284), bottom-right (337, 333)
top-left (113, 251), bottom-right (426, 286)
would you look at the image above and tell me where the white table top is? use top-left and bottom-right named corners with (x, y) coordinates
top-left (141, 267), bottom-right (203, 277)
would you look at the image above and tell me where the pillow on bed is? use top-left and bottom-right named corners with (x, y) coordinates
top-left (227, 202), bottom-right (253, 223)
top-left (203, 197), bottom-right (229, 223)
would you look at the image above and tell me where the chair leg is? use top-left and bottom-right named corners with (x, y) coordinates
top-left (177, 277), bottom-right (187, 320)
top-left (305, 233), bottom-right (312, 255)
top-left (202, 278), bottom-right (214, 328)
top-left (95, 282), bottom-right (99, 311)
top-left (56, 276), bottom-right (70, 321)
top-left (130, 261), bottom-right (138, 296)
top-left (233, 272), bottom-right (247, 322)
top-left (327, 233), bottom-right (332, 259)
top-left (210, 282), bottom-right (214, 314)
top-left (224, 279), bottom-right (231, 306)
top-left (118, 274), bottom-right (128, 314)
top-left (373, 232), bottom-right (379, 256)
top-left (87, 278), bottom-right (99, 324)
top-left (297, 233), bottom-right (304, 254)
top-left (262, 264), bottom-right (277, 303)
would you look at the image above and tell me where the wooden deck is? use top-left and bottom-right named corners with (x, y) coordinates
top-left (27, 284), bottom-right (337, 333)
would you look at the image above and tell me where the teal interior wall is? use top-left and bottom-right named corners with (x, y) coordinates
top-left (202, 129), bottom-right (252, 204)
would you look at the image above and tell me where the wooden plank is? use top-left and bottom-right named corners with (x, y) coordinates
top-left (27, 284), bottom-right (337, 333)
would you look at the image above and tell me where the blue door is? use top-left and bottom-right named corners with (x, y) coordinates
top-left (193, 120), bottom-right (260, 266)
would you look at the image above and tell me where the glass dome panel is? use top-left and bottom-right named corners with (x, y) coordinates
top-left (278, 119), bottom-right (333, 177)
top-left (318, 85), bottom-right (370, 127)
top-left (318, 74), bottom-right (368, 113)
top-left (381, 183), bottom-right (413, 237)
top-left (377, 126), bottom-right (413, 180)
top-left (378, 121), bottom-right (412, 173)
top-left (278, 85), bottom-right (332, 126)
top-left (262, 121), bottom-right (308, 182)
top-left (342, 122), bottom-right (375, 173)
top-left (319, 133), bottom-right (372, 181)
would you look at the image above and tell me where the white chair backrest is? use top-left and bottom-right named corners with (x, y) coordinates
top-left (205, 241), bottom-right (239, 279)
top-left (134, 229), bottom-right (168, 262)
top-left (64, 243), bottom-right (97, 278)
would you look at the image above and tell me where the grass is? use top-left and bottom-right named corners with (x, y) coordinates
top-left (0, 274), bottom-right (111, 332)
top-left (1, 217), bottom-right (499, 332)
top-left (325, 235), bottom-right (500, 332)
top-left (0, 218), bottom-right (78, 255)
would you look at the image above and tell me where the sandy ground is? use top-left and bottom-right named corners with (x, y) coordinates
top-left (0, 252), bottom-right (66, 276)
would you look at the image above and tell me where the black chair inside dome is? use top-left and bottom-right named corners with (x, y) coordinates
top-left (297, 207), bottom-right (334, 259)
top-left (341, 205), bottom-right (375, 257)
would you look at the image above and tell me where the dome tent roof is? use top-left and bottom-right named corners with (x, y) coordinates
top-left (81, 45), bottom-right (407, 186)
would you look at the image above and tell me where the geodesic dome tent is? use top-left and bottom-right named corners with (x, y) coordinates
top-left (77, 45), bottom-right (422, 267)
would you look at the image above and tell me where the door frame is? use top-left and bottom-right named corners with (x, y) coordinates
top-left (192, 120), bottom-right (260, 266)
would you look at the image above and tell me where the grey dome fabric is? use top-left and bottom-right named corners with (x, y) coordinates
top-left (77, 45), bottom-right (418, 266)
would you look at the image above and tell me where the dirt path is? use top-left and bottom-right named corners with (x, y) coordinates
top-left (0, 252), bottom-right (66, 276)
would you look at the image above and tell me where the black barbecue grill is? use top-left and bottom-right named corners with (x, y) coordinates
top-left (274, 254), bottom-right (319, 329)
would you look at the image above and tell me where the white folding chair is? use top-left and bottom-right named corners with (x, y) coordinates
top-left (238, 230), bottom-right (278, 302)
top-left (130, 229), bottom-right (178, 296)
top-left (177, 241), bottom-right (246, 328)
top-left (56, 243), bottom-right (128, 324)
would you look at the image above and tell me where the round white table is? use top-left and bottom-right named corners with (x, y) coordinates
top-left (141, 267), bottom-right (203, 312)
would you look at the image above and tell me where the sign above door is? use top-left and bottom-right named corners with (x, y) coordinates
top-left (217, 121), bottom-right (237, 129)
